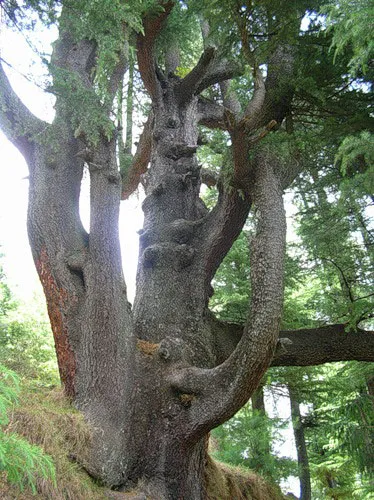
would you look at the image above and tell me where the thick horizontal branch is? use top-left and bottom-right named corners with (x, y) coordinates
top-left (272, 324), bottom-right (374, 366)
top-left (121, 113), bottom-right (153, 200)
top-left (210, 314), bottom-right (374, 366)
top-left (0, 62), bottom-right (47, 161)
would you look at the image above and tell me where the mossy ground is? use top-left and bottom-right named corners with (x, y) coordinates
top-left (1, 384), bottom-right (285, 499)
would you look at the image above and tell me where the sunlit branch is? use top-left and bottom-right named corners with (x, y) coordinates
top-left (137, 2), bottom-right (174, 100)
top-left (121, 112), bottom-right (153, 200)
top-left (0, 61), bottom-right (48, 161)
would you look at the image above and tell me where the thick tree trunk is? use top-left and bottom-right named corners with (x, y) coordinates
top-left (120, 75), bottom-right (223, 497)
top-left (26, 125), bottom-right (136, 485)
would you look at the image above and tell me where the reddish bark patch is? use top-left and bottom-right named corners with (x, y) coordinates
top-left (36, 247), bottom-right (76, 398)
top-left (136, 339), bottom-right (159, 357)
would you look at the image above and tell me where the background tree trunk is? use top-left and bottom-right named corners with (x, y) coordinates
top-left (289, 386), bottom-right (312, 500)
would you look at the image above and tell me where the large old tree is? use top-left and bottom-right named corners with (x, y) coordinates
top-left (0, 0), bottom-right (373, 497)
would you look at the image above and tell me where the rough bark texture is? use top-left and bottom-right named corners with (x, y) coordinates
top-left (1, 2), bottom-right (373, 498)
top-left (210, 317), bottom-right (374, 367)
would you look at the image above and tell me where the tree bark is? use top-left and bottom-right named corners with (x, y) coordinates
top-left (209, 316), bottom-right (374, 366)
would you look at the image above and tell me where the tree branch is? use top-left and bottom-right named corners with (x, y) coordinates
top-left (105, 44), bottom-right (129, 115)
top-left (321, 257), bottom-right (355, 303)
top-left (272, 325), bottom-right (374, 366)
top-left (51, 21), bottom-right (97, 91)
top-left (0, 62), bottom-right (48, 161)
top-left (121, 112), bottom-right (153, 200)
top-left (178, 46), bottom-right (217, 103)
top-left (260, 43), bottom-right (296, 127)
top-left (241, 68), bottom-right (266, 129)
top-left (170, 150), bottom-right (286, 439)
top-left (234, 3), bottom-right (266, 129)
top-left (201, 168), bottom-right (218, 188)
top-left (165, 44), bottom-right (180, 75)
top-left (208, 314), bottom-right (374, 366)
top-left (220, 80), bottom-right (242, 117)
top-left (195, 59), bottom-right (243, 95)
top-left (197, 96), bottom-right (227, 129)
top-left (197, 39), bottom-right (299, 293)
top-left (137, 2), bottom-right (174, 100)
top-left (199, 183), bottom-right (252, 288)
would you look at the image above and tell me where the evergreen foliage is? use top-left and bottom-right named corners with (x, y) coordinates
top-left (0, 364), bottom-right (56, 494)
top-left (0, 257), bottom-right (58, 383)
top-left (322, 0), bottom-right (374, 75)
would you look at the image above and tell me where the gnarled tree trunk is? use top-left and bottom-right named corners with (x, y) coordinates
top-left (1, 2), bottom-right (374, 498)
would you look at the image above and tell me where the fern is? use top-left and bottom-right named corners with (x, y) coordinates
top-left (0, 364), bottom-right (56, 494)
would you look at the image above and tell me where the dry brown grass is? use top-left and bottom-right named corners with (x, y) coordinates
top-left (205, 455), bottom-right (286, 500)
top-left (1, 385), bottom-right (105, 499)
top-left (1, 385), bottom-right (286, 499)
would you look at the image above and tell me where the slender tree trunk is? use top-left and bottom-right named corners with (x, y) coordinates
top-left (124, 54), bottom-right (134, 156)
top-left (251, 385), bottom-right (272, 473)
top-left (289, 386), bottom-right (312, 500)
top-left (325, 473), bottom-right (339, 500)
top-left (367, 375), bottom-right (374, 399)
top-left (251, 385), bottom-right (266, 414)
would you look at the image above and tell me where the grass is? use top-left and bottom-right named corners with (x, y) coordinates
top-left (1, 383), bottom-right (104, 499)
top-left (1, 382), bottom-right (286, 499)
top-left (205, 455), bottom-right (286, 500)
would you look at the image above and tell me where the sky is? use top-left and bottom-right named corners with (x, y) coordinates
top-left (0, 10), bottom-right (300, 496)
top-left (0, 16), bottom-right (144, 302)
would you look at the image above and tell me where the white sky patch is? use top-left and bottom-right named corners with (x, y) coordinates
top-left (0, 18), bottom-right (143, 303)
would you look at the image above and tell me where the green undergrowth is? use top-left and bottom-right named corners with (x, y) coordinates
top-left (0, 381), bottom-right (105, 499)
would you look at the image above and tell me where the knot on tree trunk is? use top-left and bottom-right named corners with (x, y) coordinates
top-left (142, 242), bottom-right (195, 270)
top-left (164, 143), bottom-right (197, 160)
